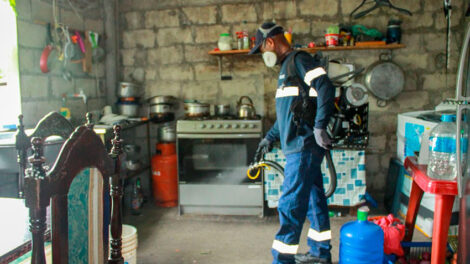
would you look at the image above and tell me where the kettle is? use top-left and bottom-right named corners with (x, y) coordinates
top-left (237, 96), bottom-right (256, 119)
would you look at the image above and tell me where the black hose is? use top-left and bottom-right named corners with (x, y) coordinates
top-left (249, 150), bottom-right (337, 198)
top-left (324, 150), bottom-right (337, 198)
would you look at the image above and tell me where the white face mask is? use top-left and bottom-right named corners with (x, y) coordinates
top-left (262, 51), bottom-right (277, 68)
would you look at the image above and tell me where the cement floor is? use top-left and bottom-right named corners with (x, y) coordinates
top-left (124, 204), bottom-right (375, 264)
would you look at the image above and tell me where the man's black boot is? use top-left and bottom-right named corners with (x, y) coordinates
top-left (294, 252), bottom-right (332, 264)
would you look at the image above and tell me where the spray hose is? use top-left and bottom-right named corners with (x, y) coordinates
top-left (247, 150), bottom-right (337, 198)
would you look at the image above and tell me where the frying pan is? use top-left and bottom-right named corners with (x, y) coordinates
top-left (364, 53), bottom-right (404, 106)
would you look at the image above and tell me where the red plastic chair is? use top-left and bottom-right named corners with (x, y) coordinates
top-left (403, 156), bottom-right (457, 264)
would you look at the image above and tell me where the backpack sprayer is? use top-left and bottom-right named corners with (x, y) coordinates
top-left (246, 54), bottom-right (367, 198)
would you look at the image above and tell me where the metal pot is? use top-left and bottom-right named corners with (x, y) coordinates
top-left (159, 125), bottom-right (176, 142)
top-left (147, 95), bottom-right (176, 105)
top-left (118, 82), bottom-right (142, 97)
top-left (185, 102), bottom-right (210, 117)
top-left (149, 103), bottom-right (172, 115)
top-left (236, 96), bottom-right (256, 119)
top-left (215, 104), bottom-right (230, 116)
top-left (117, 102), bottom-right (139, 117)
top-left (364, 53), bottom-right (404, 106)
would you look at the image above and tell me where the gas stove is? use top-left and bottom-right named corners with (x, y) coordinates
top-left (177, 118), bottom-right (262, 134)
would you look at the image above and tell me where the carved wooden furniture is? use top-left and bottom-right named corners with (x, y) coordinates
top-left (24, 124), bottom-right (124, 264)
top-left (15, 112), bottom-right (74, 198)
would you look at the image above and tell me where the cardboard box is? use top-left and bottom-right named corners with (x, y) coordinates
top-left (397, 111), bottom-right (439, 163)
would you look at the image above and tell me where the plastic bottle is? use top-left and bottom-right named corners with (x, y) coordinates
top-left (339, 207), bottom-right (384, 264)
top-left (427, 114), bottom-right (462, 180)
top-left (217, 33), bottom-right (232, 51)
top-left (130, 178), bottom-right (144, 215)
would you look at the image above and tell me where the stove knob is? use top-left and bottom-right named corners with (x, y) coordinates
top-left (224, 124), bottom-right (231, 129)
top-left (200, 124), bottom-right (206, 129)
top-left (208, 124), bottom-right (214, 128)
top-left (249, 124), bottom-right (256, 129)
top-left (241, 124), bottom-right (248, 129)
top-left (233, 124), bottom-right (240, 129)
top-left (217, 124), bottom-right (223, 128)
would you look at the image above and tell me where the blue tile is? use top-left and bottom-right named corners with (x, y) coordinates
top-left (355, 179), bottom-right (363, 186)
top-left (358, 151), bottom-right (365, 156)
top-left (358, 164), bottom-right (365, 171)
top-left (336, 187), bottom-right (346, 194)
top-left (323, 176), bottom-right (329, 184)
top-left (343, 199), bottom-right (350, 206)
top-left (347, 184), bottom-right (354, 190)
top-left (351, 169), bottom-right (357, 179)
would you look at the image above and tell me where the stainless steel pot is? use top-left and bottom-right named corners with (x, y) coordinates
top-left (149, 103), bottom-right (172, 115)
top-left (159, 125), bottom-right (176, 142)
top-left (118, 82), bottom-right (142, 97)
top-left (118, 103), bottom-right (139, 117)
top-left (364, 53), bottom-right (404, 106)
top-left (147, 95), bottom-right (176, 105)
top-left (185, 102), bottom-right (210, 117)
top-left (236, 96), bottom-right (256, 119)
top-left (215, 104), bottom-right (230, 116)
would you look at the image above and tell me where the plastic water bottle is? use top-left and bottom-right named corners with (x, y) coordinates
top-left (339, 207), bottom-right (384, 264)
top-left (427, 114), bottom-right (462, 180)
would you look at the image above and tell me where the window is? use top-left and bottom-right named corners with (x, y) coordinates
top-left (0, 1), bottom-right (20, 130)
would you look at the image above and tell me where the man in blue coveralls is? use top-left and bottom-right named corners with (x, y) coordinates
top-left (249, 22), bottom-right (335, 264)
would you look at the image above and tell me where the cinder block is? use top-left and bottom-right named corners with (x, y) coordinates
top-left (20, 75), bottom-right (49, 98)
top-left (121, 49), bottom-right (136, 66)
top-left (148, 46), bottom-right (183, 65)
top-left (221, 4), bottom-right (257, 23)
top-left (122, 29), bottom-right (155, 48)
top-left (299, 0), bottom-right (338, 17)
top-left (145, 9), bottom-right (180, 28)
top-left (17, 21), bottom-right (48, 48)
top-left (85, 19), bottom-right (105, 34)
top-left (262, 1), bottom-right (297, 20)
top-left (51, 76), bottom-right (74, 98)
top-left (18, 48), bottom-right (42, 74)
top-left (181, 81), bottom-right (218, 102)
top-left (159, 64), bottom-right (193, 81)
top-left (184, 45), bottom-right (212, 63)
top-left (194, 25), bottom-right (230, 44)
top-left (17, 0), bottom-right (32, 20)
top-left (75, 78), bottom-right (97, 97)
top-left (182, 6), bottom-right (217, 25)
top-left (124, 12), bottom-right (144, 30)
top-left (156, 28), bottom-right (192, 46)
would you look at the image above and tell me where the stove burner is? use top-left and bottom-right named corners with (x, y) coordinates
top-left (184, 115), bottom-right (211, 121)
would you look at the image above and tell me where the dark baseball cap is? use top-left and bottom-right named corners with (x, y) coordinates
top-left (248, 22), bottom-right (285, 55)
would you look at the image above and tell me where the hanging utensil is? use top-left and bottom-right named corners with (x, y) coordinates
top-left (444, 0), bottom-right (452, 71)
top-left (350, 0), bottom-right (412, 19)
top-left (363, 53), bottom-right (404, 107)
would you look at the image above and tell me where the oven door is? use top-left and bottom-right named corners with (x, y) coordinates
top-left (177, 134), bottom-right (262, 185)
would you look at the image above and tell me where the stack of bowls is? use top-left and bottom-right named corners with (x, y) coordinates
top-left (117, 82), bottom-right (142, 117)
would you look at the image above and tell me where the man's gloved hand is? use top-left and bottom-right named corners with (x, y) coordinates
top-left (254, 138), bottom-right (273, 161)
top-left (314, 128), bottom-right (332, 150)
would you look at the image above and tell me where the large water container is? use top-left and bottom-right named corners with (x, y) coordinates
top-left (427, 114), bottom-right (467, 180)
top-left (339, 207), bottom-right (384, 264)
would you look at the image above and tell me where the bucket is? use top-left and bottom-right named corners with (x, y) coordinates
top-left (325, 33), bottom-right (339, 47)
top-left (111, 224), bottom-right (138, 264)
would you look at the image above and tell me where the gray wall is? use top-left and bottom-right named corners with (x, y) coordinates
top-left (116, 0), bottom-right (466, 194)
top-left (16, 0), bottom-right (108, 127)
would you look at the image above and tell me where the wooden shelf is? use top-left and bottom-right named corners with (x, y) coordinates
top-left (208, 43), bottom-right (405, 56)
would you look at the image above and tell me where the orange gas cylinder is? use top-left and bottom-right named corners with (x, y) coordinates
top-left (151, 143), bottom-right (178, 207)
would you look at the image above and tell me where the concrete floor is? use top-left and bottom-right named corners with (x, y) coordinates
top-left (124, 205), bottom-right (364, 264)
top-left (123, 203), bottom-right (429, 264)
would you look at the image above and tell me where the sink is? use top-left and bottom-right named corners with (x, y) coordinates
top-left (0, 131), bottom-right (64, 197)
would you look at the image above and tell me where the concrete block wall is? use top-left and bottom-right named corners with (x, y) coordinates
top-left (119, 0), bottom-right (466, 193)
top-left (16, 0), bottom-right (107, 127)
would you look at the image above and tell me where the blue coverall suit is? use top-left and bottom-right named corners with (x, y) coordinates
top-left (265, 51), bottom-right (335, 264)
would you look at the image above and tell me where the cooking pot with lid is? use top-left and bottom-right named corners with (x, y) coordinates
top-left (236, 96), bottom-right (256, 119)
top-left (184, 102), bottom-right (210, 117)
top-left (147, 95), bottom-right (176, 105)
top-left (118, 82), bottom-right (142, 98)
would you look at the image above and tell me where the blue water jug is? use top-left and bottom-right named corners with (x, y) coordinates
top-left (339, 207), bottom-right (384, 263)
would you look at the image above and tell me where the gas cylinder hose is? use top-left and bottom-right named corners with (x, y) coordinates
top-left (247, 151), bottom-right (337, 198)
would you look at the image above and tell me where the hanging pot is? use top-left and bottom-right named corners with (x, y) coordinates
top-left (236, 96), bottom-right (256, 119)
top-left (364, 53), bottom-right (405, 107)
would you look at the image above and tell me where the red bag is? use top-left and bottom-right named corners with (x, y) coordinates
top-left (370, 214), bottom-right (405, 256)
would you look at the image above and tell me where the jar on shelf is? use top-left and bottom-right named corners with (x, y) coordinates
top-left (218, 33), bottom-right (232, 51)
